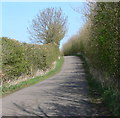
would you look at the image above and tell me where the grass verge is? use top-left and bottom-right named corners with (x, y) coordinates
top-left (75, 53), bottom-right (104, 100)
top-left (75, 53), bottom-right (120, 117)
top-left (1, 56), bottom-right (64, 97)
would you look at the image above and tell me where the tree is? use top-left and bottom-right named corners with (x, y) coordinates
top-left (28, 8), bottom-right (67, 45)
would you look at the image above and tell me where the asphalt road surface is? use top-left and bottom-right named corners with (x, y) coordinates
top-left (2, 56), bottom-right (110, 116)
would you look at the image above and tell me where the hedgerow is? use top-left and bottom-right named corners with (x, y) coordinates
top-left (1, 37), bottom-right (60, 84)
top-left (62, 2), bottom-right (119, 116)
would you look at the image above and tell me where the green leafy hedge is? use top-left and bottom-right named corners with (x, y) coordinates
top-left (62, 2), bottom-right (119, 116)
top-left (1, 37), bottom-right (60, 83)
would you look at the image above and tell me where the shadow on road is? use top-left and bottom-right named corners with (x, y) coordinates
top-left (3, 56), bottom-right (111, 116)
top-left (11, 72), bottom-right (106, 116)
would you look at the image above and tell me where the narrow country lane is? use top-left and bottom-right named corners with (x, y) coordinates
top-left (2, 56), bottom-right (108, 116)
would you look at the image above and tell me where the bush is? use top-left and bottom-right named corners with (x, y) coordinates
top-left (62, 2), bottom-right (119, 116)
top-left (1, 37), bottom-right (60, 83)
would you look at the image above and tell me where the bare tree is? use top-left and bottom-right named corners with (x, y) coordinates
top-left (28, 8), bottom-right (67, 45)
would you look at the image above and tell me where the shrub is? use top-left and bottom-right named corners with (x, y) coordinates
top-left (1, 37), bottom-right (60, 83)
top-left (62, 2), bottom-right (119, 116)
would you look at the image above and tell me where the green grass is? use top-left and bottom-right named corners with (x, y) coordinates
top-left (1, 56), bottom-right (64, 97)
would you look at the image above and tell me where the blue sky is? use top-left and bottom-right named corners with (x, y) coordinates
top-left (1, 2), bottom-right (87, 49)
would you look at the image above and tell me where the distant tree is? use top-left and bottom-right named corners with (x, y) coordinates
top-left (28, 8), bottom-right (67, 46)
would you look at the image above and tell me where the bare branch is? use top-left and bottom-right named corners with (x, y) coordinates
top-left (28, 7), bottom-right (68, 45)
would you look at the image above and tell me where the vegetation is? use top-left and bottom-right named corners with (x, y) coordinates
top-left (62, 2), bottom-right (119, 116)
top-left (1, 7), bottom-right (68, 96)
top-left (28, 7), bottom-right (68, 45)
top-left (1, 56), bottom-right (64, 96)
top-left (1, 37), bottom-right (60, 84)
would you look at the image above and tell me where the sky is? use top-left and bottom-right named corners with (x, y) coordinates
top-left (1, 2), bottom-right (87, 49)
